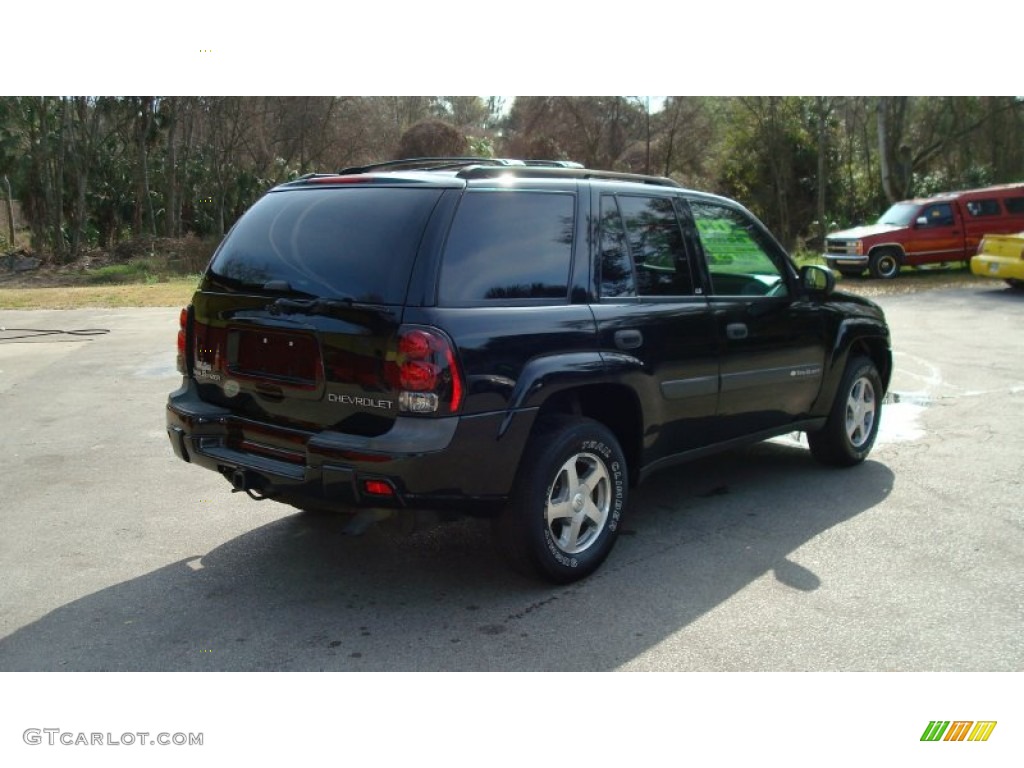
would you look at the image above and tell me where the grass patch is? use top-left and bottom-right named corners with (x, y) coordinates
top-left (86, 261), bottom-right (157, 284)
top-left (0, 278), bottom-right (199, 309)
top-left (791, 249), bottom-right (828, 268)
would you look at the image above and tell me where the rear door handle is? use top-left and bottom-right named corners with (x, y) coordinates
top-left (614, 329), bottom-right (643, 350)
top-left (726, 323), bottom-right (748, 340)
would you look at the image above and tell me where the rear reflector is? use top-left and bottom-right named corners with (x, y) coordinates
top-left (176, 306), bottom-right (190, 374)
top-left (362, 479), bottom-right (395, 497)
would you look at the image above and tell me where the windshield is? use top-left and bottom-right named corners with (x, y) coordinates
top-left (876, 202), bottom-right (918, 227)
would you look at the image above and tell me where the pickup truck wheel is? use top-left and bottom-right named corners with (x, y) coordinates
top-left (494, 416), bottom-right (627, 583)
top-left (808, 356), bottom-right (882, 467)
top-left (869, 250), bottom-right (900, 279)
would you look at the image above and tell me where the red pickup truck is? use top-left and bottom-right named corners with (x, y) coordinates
top-left (824, 183), bottom-right (1024, 278)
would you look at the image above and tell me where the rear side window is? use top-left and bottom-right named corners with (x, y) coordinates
top-left (599, 195), bottom-right (635, 297)
top-left (439, 191), bottom-right (575, 304)
top-left (206, 187), bottom-right (443, 304)
top-left (599, 194), bottom-right (694, 297)
top-left (1005, 197), bottom-right (1024, 214)
top-left (965, 199), bottom-right (1001, 217)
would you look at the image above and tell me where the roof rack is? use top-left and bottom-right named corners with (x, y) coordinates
top-left (457, 165), bottom-right (681, 188)
top-left (331, 157), bottom-right (678, 187)
top-left (515, 160), bottom-right (585, 169)
top-left (337, 157), bottom-right (501, 174)
top-left (336, 157), bottom-right (589, 175)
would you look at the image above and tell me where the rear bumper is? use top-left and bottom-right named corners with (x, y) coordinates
top-left (166, 380), bottom-right (536, 513)
top-left (971, 254), bottom-right (1024, 281)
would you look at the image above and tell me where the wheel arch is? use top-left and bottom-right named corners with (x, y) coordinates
top-left (867, 243), bottom-right (906, 262)
top-left (867, 244), bottom-right (906, 279)
top-left (814, 325), bottom-right (892, 413)
top-left (849, 336), bottom-right (892, 394)
top-left (535, 384), bottom-right (644, 487)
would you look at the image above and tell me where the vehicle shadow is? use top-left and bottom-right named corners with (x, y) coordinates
top-left (0, 441), bottom-right (893, 671)
top-left (972, 284), bottom-right (1024, 303)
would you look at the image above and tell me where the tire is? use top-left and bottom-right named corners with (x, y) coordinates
top-left (494, 416), bottom-right (627, 583)
top-left (869, 249), bottom-right (901, 279)
top-left (1006, 279), bottom-right (1024, 290)
top-left (808, 356), bottom-right (882, 467)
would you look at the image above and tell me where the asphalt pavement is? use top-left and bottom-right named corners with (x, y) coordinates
top-left (0, 285), bottom-right (1021, 671)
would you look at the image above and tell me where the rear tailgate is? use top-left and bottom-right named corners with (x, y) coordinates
top-left (191, 293), bottom-right (405, 440)
top-left (187, 183), bottom-right (452, 454)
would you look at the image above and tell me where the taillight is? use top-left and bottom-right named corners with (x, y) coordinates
top-left (176, 306), bottom-right (190, 374)
top-left (390, 326), bottom-right (464, 414)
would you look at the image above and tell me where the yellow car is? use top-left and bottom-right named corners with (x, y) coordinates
top-left (971, 232), bottom-right (1024, 289)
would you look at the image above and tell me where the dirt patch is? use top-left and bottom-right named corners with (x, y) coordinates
top-left (834, 264), bottom-right (990, 298)
top-left (0, 236), bottom-right (215, 289)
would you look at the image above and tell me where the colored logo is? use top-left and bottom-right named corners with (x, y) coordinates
top-left (921, 721), bottom-right (997, 742)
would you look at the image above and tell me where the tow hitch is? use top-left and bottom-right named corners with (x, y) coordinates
top-left (226, 467), bottom-right (273, 501)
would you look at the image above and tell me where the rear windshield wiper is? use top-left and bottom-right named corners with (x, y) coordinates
top-left (268, 296), bottom-right (356, 316)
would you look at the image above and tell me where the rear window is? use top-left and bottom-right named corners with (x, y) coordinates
top-left (439, 190), bottom-right (575, 304)
top-left (206, 187), bottom-right (443, 304)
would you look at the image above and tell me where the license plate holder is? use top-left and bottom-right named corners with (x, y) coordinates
top-left (229, 328), bottom-right (321, 387)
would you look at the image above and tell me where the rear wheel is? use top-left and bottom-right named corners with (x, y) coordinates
top-left (494, 416), bottom-right (627, 583)
top-left (808, 356), bottom-right (882, 467)
top-left (869, 249), bottom-right (901, 279)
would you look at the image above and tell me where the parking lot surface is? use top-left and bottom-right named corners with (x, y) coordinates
top-left (1, 285), bottom-right (1021, 671)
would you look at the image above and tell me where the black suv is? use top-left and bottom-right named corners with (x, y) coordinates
top-left (167, 158), bottom-right (892, 583)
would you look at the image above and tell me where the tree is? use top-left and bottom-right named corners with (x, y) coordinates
top-left (502, 97), bottom-right (646, 169)
top-left (397, 120), bottom-right (467, 158)
top-left (1, 95), bottom-right (1021, 262)
top-left (653, 97), bottom-right (713, 183)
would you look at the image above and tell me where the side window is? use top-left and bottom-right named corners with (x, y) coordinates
top-left (599, 195), bottom-right (635, 298)
top-left (965, 199), bottom-right (1001, 217)
top-left (439, 191), bottom-right (574, 304)
top-left (1003, 197), bottom-right (1024, 214)
top-left (689, 200), bottom-right (788, 297)
top-left (617, 195), bottom-right (695, 297)
top-left (919, 203), bottom-right (955, 227)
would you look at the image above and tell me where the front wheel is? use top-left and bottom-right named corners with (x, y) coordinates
top-left (869, 250), bottom-right (901, 279)
top-left (808, 356), bottom-right (883, 467)
top-left (494, 416), bottom-right (627, 583)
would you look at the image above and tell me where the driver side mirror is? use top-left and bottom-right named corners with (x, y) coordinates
top-left (915, 216), bottom-right (929, 227)
top-left (800, 264), bottom-right (835, 295)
